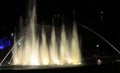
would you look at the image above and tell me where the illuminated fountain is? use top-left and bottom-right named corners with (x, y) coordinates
top-left (11, 0), bottom-right (82, 66)
top-left (1, 0), bottom-right (119, 71)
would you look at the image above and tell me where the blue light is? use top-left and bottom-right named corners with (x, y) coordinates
top-left (0, 37), bottom-right (11, 50)
top-left (0, 45), bottom-right (4, 50)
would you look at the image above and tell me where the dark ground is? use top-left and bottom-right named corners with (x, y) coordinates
top-left (0, 62), bottom-right (120, 72)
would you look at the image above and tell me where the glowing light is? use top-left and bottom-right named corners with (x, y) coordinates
top-left (0, 37), bottom-right (11, 50)
top-left (100, 11), bottom-right (103, 14)
top-left (11, 33), bottom-right (14, 37)
top-left (14, 58), bottom-right (20, 65)
top-left (96, 44), bottom-right (100, 47)
top-left (0, 45), bottom-right (4, 50)
top-left (97, 59), bottom-right (102, 65)
top-left (30, 56), bottom-right (39, 65)
top-left (17, 42), bottom-right (21, 46)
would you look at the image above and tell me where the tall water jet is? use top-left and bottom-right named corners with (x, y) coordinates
top-left (11, 0), bottom-right (82, 66)
top-left (40, 26), bottom-right (50, 65)
top-left (60, 25), bottom-right (69, 64)
top-left (60, 16), bottom-right (70, 64)
top-left (13, 0), bottom-right (40, 65)
top-left (70, 20), bottom-right (82, 64)
top-left (50, 19), bottom-right (59, 65)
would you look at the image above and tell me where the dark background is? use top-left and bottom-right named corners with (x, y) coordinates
top-left (0, 0), bottom-right (119, 49)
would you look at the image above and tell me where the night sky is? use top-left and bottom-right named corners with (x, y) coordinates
top-left (0, 0), bottom-right (119, 49)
